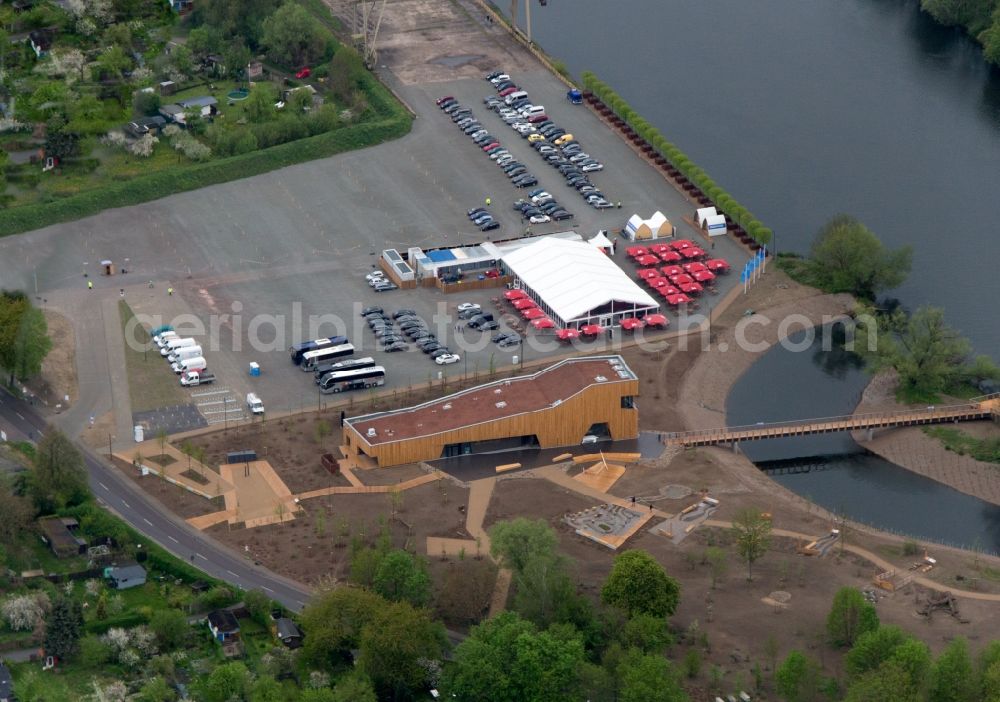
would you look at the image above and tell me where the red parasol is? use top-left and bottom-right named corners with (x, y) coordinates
top-left (637, 268), bottom-right (661, 280)
top-left (635, 254), bottom-right (660, 266)
top-left (669, 273), bottom-right (694, 285)
top-left (706, 258), bottom-right (731, 272)
top-left (513, 298), bottom-right (537, 310)
top-left (681, 247), bottom-right (705, 260)
top-left (626, 246), bottom-right (649, 257)
top-left (531, 317), bottom-right (555, 329)
top-left (683, 262), bottom-right (708, 273)
top-left (556, 328), bottom-right (580, 341)
top-left (666, 293), bottom-right (693, 306)
top-left (661, 265), bottom-right (684, 277)
top-left (692, 270), bottom-right (716, 283)
top-left (521, 307), bottom-right (546, 319)
top-left (670, 239), bottom-right (693, 250)
top-left (580, 324), bottom-right (604, 336)
top-left (647, 277), bottom-right (669, 289)
top-left (643, 313), bottom-right (670, 328)
top-left (649, 244), bottom-right (672, 255)
top-left (620, 317), bottom-right (646, 331)
top-left (504, 289), bottom-right (528, 301)
top-left (679, 282), bottom-right (703, 295)
top-left (659, 251), bottom-right (683, 263)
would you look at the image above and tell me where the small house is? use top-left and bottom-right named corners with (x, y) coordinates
top-left (123, 115), bottom-right (167, 138)
top-left (28, 30), bottom-right (54, 59)
top-left (207, 609), bottom-right (240, 642)
top-left (158, 104), bottom-right (185, 124)
top-left (178, 96), bottom-right (218, 119)
top-left (38, 516), bottom-right (86, 558)
top-left (275, 618), bottom-right (303, 649)
top-left (0, 661), bottom-right (13, 702)
top-left (105, 564), bottom-right (147, 590)
top-left (168, 0), bottom-right (193, 12)
top-left (158, 80), bottom-right (177, 96)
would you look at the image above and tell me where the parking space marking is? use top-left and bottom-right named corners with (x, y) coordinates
top-left (168, 535), bottom-right (179, 543)
top-left (143, 518), bottom-right (153, 526)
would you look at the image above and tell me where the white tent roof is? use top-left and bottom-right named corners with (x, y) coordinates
top-left (696, 206), bottom-right (718, 227)
top-left (502, 238), bottom-right (657, 322)
top-left (588, 231), bottom-right (614, 251)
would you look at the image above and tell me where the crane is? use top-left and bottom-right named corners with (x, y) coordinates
top-left (351, 0), bottom-right (388, 68)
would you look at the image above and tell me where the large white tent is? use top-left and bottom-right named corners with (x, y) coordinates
top-left (501, 238), bottom-right (659, 328)
top-left (623, 210), bottom-right (673, 241)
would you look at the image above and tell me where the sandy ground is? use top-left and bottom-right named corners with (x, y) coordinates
top-left (855, 372), bottom-right (1000, 506)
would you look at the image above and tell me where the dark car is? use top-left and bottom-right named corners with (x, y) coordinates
top-left (383, 341), bottom-right (408, 352)
top-left (429, 347), bottom-right (454, 359)
top-left (379, 335), bottom-right (404, 346)
top-left (415, 337), bottom-right (439, 349)
top-left (480, 220), bottom-right (500, 231)
top-left (421, 341), bottom-right (443, 354)
top-left (438, 99), bottom-right (457, 110)
top-left (409, 330), bottom-right (433, 342)
top-left (393, 309), bottom-right (417, 319)
top-left (360, 305), bottom-right (383, 316)
top-left (399, 320), bottom-right (425, 331)
top-left (501, 161), bottom-right (523, 172)
top-left (551, 209), bottom-right (573, 221)
top-left (468, 207), bottom-right (489, 218)
top-left (506, 168), bottom-right (528, 179)
top-left (513, 176), bottom-right (538, 187)
top-left (443, 103), bottom-right (463, 114)
top-left (373, 281), bottom-right (398, 292)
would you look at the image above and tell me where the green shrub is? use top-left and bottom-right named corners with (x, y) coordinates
top-left (86, 610), bottom-right (148, 634)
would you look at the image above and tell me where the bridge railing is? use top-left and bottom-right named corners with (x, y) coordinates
top-left (659, 399), bottom-right (992, 443)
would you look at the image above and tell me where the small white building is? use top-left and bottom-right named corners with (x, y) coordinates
top-left (623, 211), bottom-right (673, 241)
top-left (696, 207), bottom-right (727, 237)
top-left (500, 238), bottom-right (658, 328)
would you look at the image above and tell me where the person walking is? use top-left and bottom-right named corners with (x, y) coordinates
top-left (485, 197), bottom-right (492, 206)
top-left (87, 280), bottom-right (93, 290)
top-left (167, 287), bottom-right (174, 296)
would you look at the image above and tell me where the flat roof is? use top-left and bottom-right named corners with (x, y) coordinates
top-left (346, 356), bottom-right (635, 447)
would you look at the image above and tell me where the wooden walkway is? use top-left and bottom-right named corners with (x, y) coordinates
top-left (662, 394), bottom-right (1000, 448)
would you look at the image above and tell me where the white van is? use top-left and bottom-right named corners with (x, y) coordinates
top-left (154, 331), bottom-right (177, 348)
top-left (519, 105), bottom-right (545, 118)
top-left (504, 91), bottom-right (528, 106)
top-left (171, 356), bottom-right (206, 374)
top-left (168, 345), bottom-right (202, 363)
top-left (246, 393), bottom-right (264, 415)
top-left (161, 337), bottom-right (196, 356)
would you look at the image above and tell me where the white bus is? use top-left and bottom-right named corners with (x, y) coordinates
top-left (300, 343), bottom-right (355, 371)
top-left (314, 356), bottom-right (376, 383)
top-left (319, 365), bottom-right (386, 393)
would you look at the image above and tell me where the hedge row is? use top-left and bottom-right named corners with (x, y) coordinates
top-left (0, 69), bottom-right (413, 238)
top-left (580, 71), bottom-right (773, 247)
top-left (85, 610), bottom-right (148, 635)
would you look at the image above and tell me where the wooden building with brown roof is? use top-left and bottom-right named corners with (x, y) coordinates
top-left (343, 356), bottom-right (639, 467)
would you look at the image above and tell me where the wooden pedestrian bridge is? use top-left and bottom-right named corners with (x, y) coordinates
top-left (661, 393), bottom-right (1000, 448)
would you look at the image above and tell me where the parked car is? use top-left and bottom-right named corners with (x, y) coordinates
top-left (295, 67), bottom-right (311, 79)
top-left (434, 352), bottom-right (460, 364)
top-left (360, 304), bottom-right (383, 316)
top-left (480, 219), bottom-right (500, 231)
top-left (383, 341), bottom-right (408, 352)
top-left (373, 281), bottom-right (398, 292)
top-left (420, 341), bottom-right (443, 353)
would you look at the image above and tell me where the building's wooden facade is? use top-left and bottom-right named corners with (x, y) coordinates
top-left (343, 356), bottom-right (639, 467)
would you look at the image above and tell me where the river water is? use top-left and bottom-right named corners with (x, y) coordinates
top-left (725, 329), bottom-right (1000, 552)
top-left (511, 0), bottom-right (1000, 354)
top-left (505, 0), bottom-right (1000, 545)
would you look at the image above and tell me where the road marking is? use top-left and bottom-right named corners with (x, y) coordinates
top-left (262, 586), bottom-right (274, 594)
top-left (143, 518), bottom-right (152, 526)
top-left (226, 570), bottom-right (239, 578)
top-left (168, 535), bottom-right (179, 543)
top-left (14, 412), bottom-right (23, 420)
top-left (121, 501), bottom-right (130, 509)
top-left (196, 553), bottom-right (207, 560)
top-left (99, 482), bottom-right (108, 491)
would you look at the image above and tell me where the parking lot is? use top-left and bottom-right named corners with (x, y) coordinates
top-left (0, 12), bottom-right (748, 437)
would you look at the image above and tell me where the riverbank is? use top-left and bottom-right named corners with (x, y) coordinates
top-left (854, 372), bottom-right (1000, 506)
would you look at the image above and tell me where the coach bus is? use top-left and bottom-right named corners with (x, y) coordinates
top-left (289, 336), bottom-right (348, 365)
top-left (319, 365), bottom-right (386, 393)
top-left (314, 356), bottom-right (377, 382)
top-left (300, 343), bottom-right (355, 372)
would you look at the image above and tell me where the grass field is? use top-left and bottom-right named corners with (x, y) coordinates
top-left (118, 300), bottom-right (186, 413)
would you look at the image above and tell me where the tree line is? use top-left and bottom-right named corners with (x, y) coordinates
top-left (0, 290), bottom-right (52, 386)
top-left (920, 0), bottom-right (1000, 66)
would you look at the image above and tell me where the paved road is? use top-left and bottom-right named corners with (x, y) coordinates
top-left (0, 389), bottom-right (312, 612)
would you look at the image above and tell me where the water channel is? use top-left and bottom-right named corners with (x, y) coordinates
top-left (725, 329), bottom-right (1000, 553)
top-left (502, 0), bottom-right (1000, 546)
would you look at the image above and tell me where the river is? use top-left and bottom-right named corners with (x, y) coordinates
top-left (510, 0), bottom-right (1000, 355)
top-left (725, 328), bottom-right (1000, 553)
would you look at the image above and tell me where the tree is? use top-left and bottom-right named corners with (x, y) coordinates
top-left (2, 592), bottom-right (49, 631)
top-left (775, 650), bottom-right (821, 702)
top-left (0, 292), bottom-right (51, 383)
top-left (435, 559), bottom-right (497, 625)
top-left (357, 600), bottom-right (445, 700)
top-left (187, 25), bottom-right (223, 59)
top-left (618, 648), bottom-right (688, 702)
top-left (243, 589), bottom-right (272, 625)
top-left (489, 517), bottom-right (559, 574)
top-left (826, 587), bottom-right (879, 647)
top-left (44, 596), bottom-right (84, 661)
top-left (261, 3), bottom-right (331, 67)
top-left (373, 549), bottom-right (431, 607)
top-left (601, 550), bottom-right (680, 619)
top-left (95, 45), bottom-right (132, 79)
top-left (705, 546), bottom-right (728, 589)
top-left (248, 675), bottom-right (283, 702)
top-left (30, 428), bottom-right (90, 512)
top-left (328, 46), bottom-right (365, 102)
top-left (299, 587), bottom-right (382, 668)
top-left (134, 91), bottom-right (161, 117)
top-left (862, 307), bottom-right (973, 398)
top-left (149, 609), bottom-right (188, 650)
top-left (191, 0), bottom-right (280, 49)
top-left (200, 662), bottom-right (252, 702)
top-left (43, 125), bottom-right (81, 162)
top-left (222, 39), bottom-right (252, 80)
top-left (807, 214), bottom-right (912, 299)
top-left (330, 672), bottom-right (377, 702)
top-left (845, 660), bottom-right (920, 702)
top-left (983, 660), bottom-right (1000, 702)
top-left (928, 637), bottom-right (977, 702)
top-left (137, 676), bottom-right (176, 702)
top-left (0, 477), bottom-right (34, 547)
top-left (845, 625), bottom-right (910, 678)
top-left (889, 638), bottom-right (932, 692)
top-left (730, 508), bottom-right (771, 581)
top-left (443, 611), bottom-right (585, 702)
top-left (620, 613), bottom-right (673, 654)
